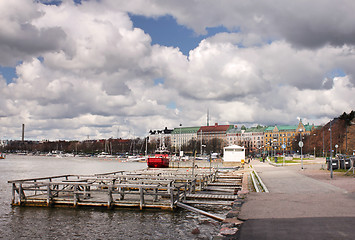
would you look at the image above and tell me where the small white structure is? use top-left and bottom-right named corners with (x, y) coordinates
top-left (223, 145), bottom-right (245, 163)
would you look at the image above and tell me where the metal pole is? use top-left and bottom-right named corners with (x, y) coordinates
top-left (300, 131), bottom-right (303, 170)
top-left (179, 124), bottom-right (182, 159)
top-left (323, 128), bottom-right (325, 158)
top-left (330, 121), bottom-right (333, 178)
top-left (301, 145), bottom-right (303, 169)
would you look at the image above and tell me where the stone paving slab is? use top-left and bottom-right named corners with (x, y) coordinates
top-left (236, 217), bottom-right (355, 240)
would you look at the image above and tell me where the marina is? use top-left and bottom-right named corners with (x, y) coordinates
top-left (8, 166), bottom-right (244, 221)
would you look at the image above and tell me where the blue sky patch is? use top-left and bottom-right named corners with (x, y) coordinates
top-left (39, 0), bottom-right (84, 5)
top-left (326, 68), bottom-right (346, 79)
top-left (167, 101), bottom-right (177, 109)
top-left (154, 78), bottom-right (165, 86)
top-left (0, 66), bottom-right (17, 84)
top-left (130, 14), bottom-right (231, 56)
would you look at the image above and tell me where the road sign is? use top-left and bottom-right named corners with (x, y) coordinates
top-left (298, 141), bottom-right (304, 148)
top-left (282, 144), bottom-right (286, 149)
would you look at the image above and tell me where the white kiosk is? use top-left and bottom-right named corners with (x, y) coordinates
top-left (223, 145), bottom-right (245, 166)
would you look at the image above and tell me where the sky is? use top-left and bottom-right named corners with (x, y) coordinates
top-left (1, 0), bottom-right (355, 141)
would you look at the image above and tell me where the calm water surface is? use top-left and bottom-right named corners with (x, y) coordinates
top-left (0, 155), bottom-right (225, 239)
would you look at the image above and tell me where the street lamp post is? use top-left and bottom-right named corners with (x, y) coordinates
top-left (329, 121), bottom-right (333, 179)
top-left (299, 129), bottom-right (304, 170)
top-left (179, 124), bottom-right (182, 159)
top-left (322, 129), bottom-right (325, 158)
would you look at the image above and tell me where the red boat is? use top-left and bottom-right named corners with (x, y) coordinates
top-left (147, 150), bottom-right (170, 168)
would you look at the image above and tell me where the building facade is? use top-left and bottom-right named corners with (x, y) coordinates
top-left (171, 126), bottom-right (200, 152)
top-left (264, 120), bottom-right (315, 155)
top-left (197, 123), bottom-right (234, 143)
top-left (226, 125), bottom-right (266, 155)
top-left (148, 127), bottom-right (173, 149)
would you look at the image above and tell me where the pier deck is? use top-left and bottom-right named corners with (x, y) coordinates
top-left (8, 167), bottom-right (243, 214)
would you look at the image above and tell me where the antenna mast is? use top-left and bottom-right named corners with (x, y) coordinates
top-left (207, 109), bottom-right (210, 126)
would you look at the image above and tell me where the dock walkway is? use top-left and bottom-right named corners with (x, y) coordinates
top-left (8, 167), bottom-right (243, 215)
top-left (236, 159), bottom-right (355, 240)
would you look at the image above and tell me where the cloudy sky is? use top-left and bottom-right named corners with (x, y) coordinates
top-left (1, 0), bottom-right (355, 141)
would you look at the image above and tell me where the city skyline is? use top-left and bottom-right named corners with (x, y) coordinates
top-left (1, 0), bottom-right (355, 141)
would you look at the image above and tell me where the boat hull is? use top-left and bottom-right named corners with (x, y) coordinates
top-left (147, 157), bottom-right (169, 168)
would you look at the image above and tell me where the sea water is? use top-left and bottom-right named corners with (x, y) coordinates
top-left (0, 155), bottom-right (225, 239)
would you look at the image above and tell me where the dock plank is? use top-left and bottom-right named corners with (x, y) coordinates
top-left (185, 193), bottom-right (238, 200)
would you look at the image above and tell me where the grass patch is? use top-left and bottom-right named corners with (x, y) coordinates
top-left (333, 169), bottom-right (350, 173)
top-left (272, 159), bottom-right (298, 164)
top-left (292, 158), bottom-right (314, 160)
top-left (258, 157), bottom-right (299, 164)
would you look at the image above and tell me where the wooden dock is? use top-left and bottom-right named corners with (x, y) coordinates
top-left (8, 167), bottom-right (243, 220)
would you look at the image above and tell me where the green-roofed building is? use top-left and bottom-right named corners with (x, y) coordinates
top-left (264, 120), bottom-right (315, 154)
top-left (171, 126), bottom-right (201, 151)
top-left (226, 125), bottom-right (266, 155)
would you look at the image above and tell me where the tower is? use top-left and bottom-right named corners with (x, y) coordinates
top-left (22, 124), bottom-right (25, 142)
top-left (207, 109), bottom-right (210, 126)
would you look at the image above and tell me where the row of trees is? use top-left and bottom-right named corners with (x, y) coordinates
top-left (294, 111), bottom-right (355, 156)
top-left (2, 111), bottom-right (353, 157)
top-left (1, 137), bottom-right (226, 156)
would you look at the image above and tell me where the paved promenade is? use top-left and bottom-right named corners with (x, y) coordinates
top-left (236, 159), bottom-right (355, 240)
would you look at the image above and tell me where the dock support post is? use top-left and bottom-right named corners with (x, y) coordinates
top-left (183, 183), bottom-right (187, 201)
top-left (119, 187), bottom-right (125, 200)
top-left (47, 184), bottom-right (52, 206)
top-left (107, 186), bottom-right (113, 209)
top-left (84, 186), bottom-right (91, 198)
top-left (73, 185), bottom-right (79, 207)
top-left (153, 187), bottom-right (158, 202)
top-left (11, 183), bottom-right (16, 205)
top-left (19, 184), bottom-right (24, 205)
top-left (170, 187), bottom-right (174, 209)
top-left (139, 187), bottom-right (144, 210)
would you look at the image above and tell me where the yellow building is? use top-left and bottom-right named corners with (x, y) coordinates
top-left (264, 120), bottom-right (315, 154)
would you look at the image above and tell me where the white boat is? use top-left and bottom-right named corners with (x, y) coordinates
top-left (126, 155), bottom-right (146, 162)
top-left (97, 152), bottom-right (115, 158)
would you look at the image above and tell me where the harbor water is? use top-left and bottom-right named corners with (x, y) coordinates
top-left (0, 155), bottom-right (226, 239)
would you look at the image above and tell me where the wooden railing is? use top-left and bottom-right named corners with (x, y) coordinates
top-left (8, 169), bottom-right (218, 210)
